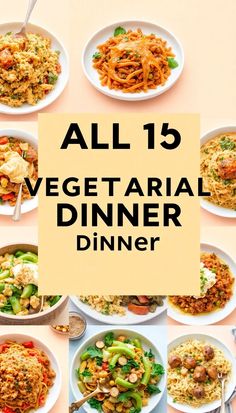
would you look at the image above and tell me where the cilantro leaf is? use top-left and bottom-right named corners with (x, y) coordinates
top-left (144, 349), bottom-right (154, 359)
top-left (167, 57), bottom-right (178, 69)
top-left (87, 398), bottom-right (102, 411)
top-left (104, 332), bottom-right (114, 346)
top-left (147, 384), bottom-right (161, 395)
top-left (86, 346), bottom-right (103, 359)
top-left (92, 52), bottom-right (102, 59)
top-left (114, 26), bottom-right (126, 36)
top-left (122, 359), bottom-right (139, 374)
top-left (151, 363), bottom-right (165, 376)
top-left (80, 369), bottom-right (92, 377)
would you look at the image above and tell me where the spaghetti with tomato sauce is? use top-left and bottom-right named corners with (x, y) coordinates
top-left (0, 340), bottom-right (55, 413)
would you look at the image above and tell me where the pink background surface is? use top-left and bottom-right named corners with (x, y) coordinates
top-left (168, 325), bottom-right (236, 413)
top-left (0, 325), bottom-right (68, 413)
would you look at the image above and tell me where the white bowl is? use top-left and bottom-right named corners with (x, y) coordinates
top-left (0, 332), bottom-right (62, 413)
top-left (200, 126), bottom-right (236, 218)
top-left (83, 20), bottom-right (184, 101)
top-left (168, 243), bottom-right (236, 325)
top-left (168, 333), bottom-right (236, 413)
top-left (0, 22), bottom-right (69, 115)
top-left (70, 328), bottom-right (166, 413)
top-left (70, 296), bottom-right (167, 325)
top-left (0, 128), bottom-right (38, 215)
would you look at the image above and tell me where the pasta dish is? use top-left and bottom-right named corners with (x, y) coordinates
top-left (0, 32), bottom-right (61, 107)
top-left (0, 340), bottom-right (55, 413)
top-left (169, 252), bottom-right (234, 315)
top-left (0, 136), bottom-right (38, 206)
top-left (92, 27), bottom-right (178, 93)
top-left (200, 132), bottom-right (236, 210)
top-left (168, 339), bottom-right (231, 407)
top-left (76, 331), bottom-right (164, 413)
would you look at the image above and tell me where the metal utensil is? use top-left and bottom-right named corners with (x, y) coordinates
top-left (15, 0), bottom-right (38, 38)
top-left (12, 183), bottom-right (23, 221)
top-left (218, 372), bottom-right (227, 413)
top-left (69, 384), bottom-right (110, 413)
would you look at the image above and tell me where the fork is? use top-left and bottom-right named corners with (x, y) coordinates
top-left (218, 372), bottom-right (227, 413)
top-left (15, 0), bottom-right (38, 38)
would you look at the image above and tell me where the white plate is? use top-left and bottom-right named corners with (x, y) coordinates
top-left (168, 333), bottom-right (236, 413)
top-left (0, 22), bottom-right (69, 115)
top-left (82, 20), bottom-right (184, 101)
top-left (0, 333), bottom-right (61, 413)
top-left (168, 243), bottom-right (236, 325)
top-left (0, 128), bottom-right (38, 215)
top-left (200, 126), bottom-right (236, 218)
top-left (70, 296), bottom-right (167, 325)
top-left (70, 327), bottom-right (166, 413)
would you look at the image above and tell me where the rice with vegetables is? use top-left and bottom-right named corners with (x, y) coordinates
top-left (79, 296), bottom-right (165, 316)
top-left (0, 136), bottom-right (38, 206)
top-left (0, 32), bottom-right (61, 107)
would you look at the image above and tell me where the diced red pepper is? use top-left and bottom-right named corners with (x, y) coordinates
top-left (22, 341), bottom-right (34, 348)
top-left (0, 137), bottom-right (9, 145)
top-left (2, 407), bottom-right (15, 413)
top-left (102, 362), bottom-right (109, 371)
top-left (1, 193), bottom-right (15, 201)
top-left (0, 343), bottom-right (10, 353)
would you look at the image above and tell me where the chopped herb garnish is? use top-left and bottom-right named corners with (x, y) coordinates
top-left (167, 57), bottom-right (179, 69)
top-left (114, 26), bottom-right (126, 36)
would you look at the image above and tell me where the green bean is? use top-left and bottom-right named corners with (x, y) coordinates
top-left (0, 270), bottom-right (10, 280)
top-left (118, 391), bottom-right (142, 410)
top-left (115, 377), bottom-right (137, 389)
top-left (9, 296), bottom-right (22, 314)
top-left (49, 295), bottom-right (61, 307)
top-left (20, 252), bottom-right (38, 263)
top-left (15, 251), bottom-right (25, 258)
top-left (109, 353), bottom-right (121, 370)
top-left (0, 283), bottom-right (5, 293)
top-left (113, 340), bottom-right (133, 348)
top-left (107, 346), bottom-right (135, 358)
top-left (21, 284), bottom-right (34, 299)
top-left (141, 356), bottom-right (152, 386)
top-left (80, 351), bottom-right (90, 361)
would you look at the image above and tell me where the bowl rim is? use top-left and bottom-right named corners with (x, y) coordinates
top-left (167, 332), bottom-right (236, 413)
top-left (82, 19), bottom-right (184, 101)
top-left (0, 21), bottom-right (69, 115)
top-left (200, 125), bottom-right (236, 218)
top-left (0, 242), bottom-right (68, 320)
top-left (0, 332), bottom-right (62, 412)
top-left (70, 327), bottom-right (166, 413)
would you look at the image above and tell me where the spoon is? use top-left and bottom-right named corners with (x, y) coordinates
top-left (12, 183), bottom-right (23, 221)
top-left (69, 384), bottom-right (110, 413)
top-left (218, 372), bottom-right (227, 413)
top-left (15, 0), bottom-right (38, 38)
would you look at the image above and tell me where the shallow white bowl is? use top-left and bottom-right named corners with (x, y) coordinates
top-left (0, 332), bottom-right (61, 413)
top-left (83, 20), bottom-right (184, 101)
top-left (0, 22), bottom-right (69, 115)
top-left (0, 128), bottom-right (38, 215)
top-left (168, 333), bottom-right (236, 413)
top-left (200, 125), bottom-right (236, 218)
top-left (168, 242), bottom-right (236, 325)
top-left (70, 328), bottom-right (166, 413)
top-left (71, 296), bottom-right (167, 325)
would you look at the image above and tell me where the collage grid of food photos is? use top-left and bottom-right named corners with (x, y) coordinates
top-left (0, 0), bottom-right (236, 413)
